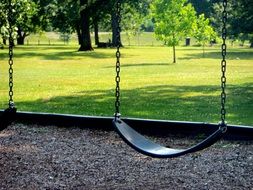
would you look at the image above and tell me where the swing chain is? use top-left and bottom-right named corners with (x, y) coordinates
top-left (220, 0), bottom-right (227, 133)
top-left (8, 0), bottom-right (15, 109)
top-left (114, 0), bottom-right (121, 119)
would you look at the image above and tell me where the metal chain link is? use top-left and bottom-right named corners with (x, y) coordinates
top-left (219, 0), bottom-right (227, 133)
top-left (114, 0), bottom-right (121, 119)
top-left (8, 0), bottom-right (15, 109)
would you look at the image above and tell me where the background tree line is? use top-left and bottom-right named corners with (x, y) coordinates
top-left (0, 0), bottom-right (252, 51)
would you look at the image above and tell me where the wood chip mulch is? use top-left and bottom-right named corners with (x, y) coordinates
top-left (0, 123), bottom-right (252, 190)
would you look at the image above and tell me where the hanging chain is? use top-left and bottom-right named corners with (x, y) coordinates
top-left (8, 0), bottom-right (15, 109)
top-left (114, 0), bottom-right (121, 119)
top-left (219, 0), bottom-right (227, 133)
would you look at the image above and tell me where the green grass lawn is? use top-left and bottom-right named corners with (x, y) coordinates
top-left (0, 44), bottom-right (252, 126)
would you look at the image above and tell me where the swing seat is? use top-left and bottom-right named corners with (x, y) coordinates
top-left (113, 118), bottom-right (223, 158)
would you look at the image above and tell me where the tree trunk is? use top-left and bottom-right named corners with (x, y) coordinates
top-left (249, 37), bottom-right (253, 48)
top-left (202, 45), bottom-right (205, 58)
top-left (3, 38), bottom-right (7, 45)
top-left (17, 27), bottom-right (26, 45)
top-left (111, 10), bottom-right (122, 47)
top-left (172, 33), bottom-right (176, 63)
top-left (78, 0), bottom-right (93, 51)
top-left (94, 20), bottom-right (99, 45)
top-left (173, 45), bottom-right (176, 63)
top-left (76, 24), bottom-right (82, 45)
top-left (17, 36), bottom-right (25, 45)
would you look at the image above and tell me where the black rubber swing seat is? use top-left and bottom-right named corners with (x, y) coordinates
top-left (113, 118), bottom-right (224, 158)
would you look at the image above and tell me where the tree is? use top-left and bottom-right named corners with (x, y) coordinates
top-left (151, 0), bottom-right (197, 63)
top-left (0, 0), bottom-right (41, 45)
top-left (108, 0), bottom-right (151, 47)
top-left (188, 0), bottom-right (212, 17)
top-left (48, 0), bottom-right (81, 44)
top-left (79, 0), bottom-right (111, 50)
top-left (15, 0), bottom-right (39, 45)
top-left (121, 3), bottom-right (147, 46)
top-left (193, 14), bottom-right (216, 57)
top-left (90, 0), bottom-right (111, 46)
top-left (210, 0), bottom-right (253, 47)
top-left (50, 0), bottom-right (109, 51)
top-left (0, 2), bottom-right (8, 45)
top-left (0, 0), bottom-right (50, 45)
top-left (78, 0), bottom-right (93, 51)
top-left (210, 2), bottom-right (233, 37)
top-left (48, 0), bottom-right (151, 50)
top-left (49, 0), bottom-right (93, 51)
top-left (231, 0), bottom-right (253, 47)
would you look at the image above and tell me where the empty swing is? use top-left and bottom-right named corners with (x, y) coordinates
top-left (112, 0), bottom-right (228, 158)
top-left (1, 0), bottom-right (252, 158)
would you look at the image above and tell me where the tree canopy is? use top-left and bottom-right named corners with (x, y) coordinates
top-left (0, 0), bottom-right (252, 49)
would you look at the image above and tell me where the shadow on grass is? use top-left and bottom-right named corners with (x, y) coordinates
top-left (179, 50), bottom-right (253, 60)
top-left (16, 83), bottom-right (253, 126)
top-left (0, 45), bottom-right (76, 53)
top-left (1, 45), bottom-right (252, 61)
top-left (104, 62), bottom-right (172, 68)
top-left (7, 50), bottom-right (114, 60)
top-left (0, 45), bottom-right (119, 60)
top-left (16, 45), bottom-right (78, 50)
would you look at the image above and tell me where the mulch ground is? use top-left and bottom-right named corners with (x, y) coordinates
top-left (0, 123), bottom-right (252, 190)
